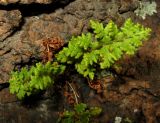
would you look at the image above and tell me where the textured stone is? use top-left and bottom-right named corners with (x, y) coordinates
top-left (0, 10), bottom-right (22, 42)
top-left (0, 0), bottom-right (160, 123)
top-left (142, 101), bottom-right (157, 123)
top-left (0, 99), bottom-right (61, 123)
top-left (119, 78), bottom-right (150, 94)
top-left (0, 0), bottom-right (118, 83)
top-left (0, 88), bottom-right (17, 104)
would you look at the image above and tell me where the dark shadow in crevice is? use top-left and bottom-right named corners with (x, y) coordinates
top-left (14, 56), bottom-right (42, 71)
top-left (0, 83), bottom-right (9, 91)
top-left (0, 0), bottom-right (75, 17)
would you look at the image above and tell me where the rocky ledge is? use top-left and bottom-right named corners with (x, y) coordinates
top-left (0, 0), bottom-right (160, 123)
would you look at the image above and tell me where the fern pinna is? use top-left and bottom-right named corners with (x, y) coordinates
top-left (56, 18), bottom-right (151, 80)
top-left (9, 62), bottom-right (65, 100)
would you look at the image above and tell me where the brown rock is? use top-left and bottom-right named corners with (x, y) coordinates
top-left (0, 0), bottom-right (118, 83)
top-left (0, 88), bottom-right (17, 104)
top-left (120, 93), bottom-right (143, 110)
top-left (118, 0), bottom-right (138, 14)
top-left (26, 19), bottom-right (66, 42)
top-left (119, 78), bottom-right (150, 94)
top-left (142, 101), bottom-right (157, 123)
top-left (0, 0), bottom-right (159, 123)
top-left (104, 90), bottom-right (122, 103)
top-left (0, 10), bottom-right (22, 41)
top-left (154, 102), bottom-right (160, 118)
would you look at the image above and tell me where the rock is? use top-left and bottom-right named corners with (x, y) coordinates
top-left (118, 0), bottom-right (138, 14)
top-left (0, 10), bottom-right (22, 83)
top-left (0, 0), bottom-right (117, 83)
top-left (0, 0), bottom-right (69, 5)
top-left (0, 10), bottom-right (22, 42)
top-left (155, 102), bottom-right (160, 118)
top-left (0, 99), bottom-right (61, 123)
top-left (0, 0), bottom-right (160, 122)
top-left (119, 78), bottom-right (150, 94)
top-left (0, 88), bottom-right (17, 104)
top-left (142, 101), bottom-right (157, 123)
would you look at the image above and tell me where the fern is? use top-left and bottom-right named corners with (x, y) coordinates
top-left (56, 33), bottom-right (92, 63)
top-left (56, 18), bottom-right (151, 80)
top-left (9, 62), bottom-right (65, 100)
top-left (9, 19), bottom-right (151, 99)
top-left (57, 103), bottom-right (102, 123)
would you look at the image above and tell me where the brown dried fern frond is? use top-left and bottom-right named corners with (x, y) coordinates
top-left (42, 36), bottom-right (64, 62)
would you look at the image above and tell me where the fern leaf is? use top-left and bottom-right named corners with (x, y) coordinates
top-left (79, 33), bottom-right (92, 50)
top-left (90, 20), bottom-right (104, 37)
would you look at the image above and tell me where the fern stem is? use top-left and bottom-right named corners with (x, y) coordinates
top-left (67, 82), bottom-right (79, 104)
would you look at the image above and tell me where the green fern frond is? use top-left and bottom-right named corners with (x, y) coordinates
top-left (9, 61), bottom-right (66, 100)
top-left (56, 18), bottom-right (151, 80)
top-left (9, 18), bottom-right (151, 100)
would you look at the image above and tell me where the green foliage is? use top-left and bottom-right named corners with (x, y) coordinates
top-left (56, 18), bottom-right (151, 80)
top-left (9, 62), bottom-right (65, 100)
top-left (124, 117), bottom-right (133, 123)
top-left (57, 103), bottom-right (102, 123)
top-left (9, 18), bottom-right (151, 100)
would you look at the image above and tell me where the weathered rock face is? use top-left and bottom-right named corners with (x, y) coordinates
top-left (0, 0), bottom-right (160, 123)
top-left (0, 10), bottom-right (22, 83)
top-left (0, 99), bottom-right (63, 123)
top-left (0, 0), bottom-right (123, 83)
top-left (0, 10), bottom-right (21, 41)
